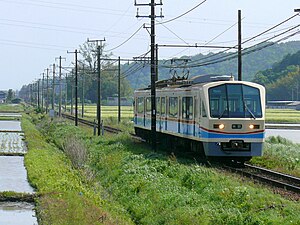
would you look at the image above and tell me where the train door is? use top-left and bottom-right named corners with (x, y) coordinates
top-left (156, 97), bottom-right (161, 131)
top-left (161, 97), bottom-right (166, 131)
top-left (178, 97), bottom-right (181, 133)
top-left (136, 97), bottom-right (145, 127)
top-left (182, 96), bottom-right (194, 136)
top-left (168, 96), bottom-right (179, 133)
top-left (193, 97), bottom-right (197, 136)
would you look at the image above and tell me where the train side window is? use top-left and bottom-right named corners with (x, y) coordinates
top-left (202, 101), bottom-right (207, 117)
top-left (169, 97), bottom-right (178, 118)
top-left (182, 97), bottom-right (193, 120)
top-left (137, 97), bottom-right (144, 114)
top-left (156, 97), bottom-right (160, 116)
top-left (146, 97), bottom-right (151, 116)
top-left (161, 97), bottom-right (166, 117)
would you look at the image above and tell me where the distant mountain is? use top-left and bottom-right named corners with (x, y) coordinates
top-left (252, 49), bottom-right (300, 100)
top-left (124, 41), bottom-right (300, 90)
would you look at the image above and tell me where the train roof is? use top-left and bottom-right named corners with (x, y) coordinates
top-left (137, 74), bottom-right (234, 91)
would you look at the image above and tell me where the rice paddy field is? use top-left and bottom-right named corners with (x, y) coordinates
top-left (265, 108), bottom-right (300, 123)
top-left (73, 105), bottom-right (300, 124)
top-left (82, 105), bottom-right (134, 119)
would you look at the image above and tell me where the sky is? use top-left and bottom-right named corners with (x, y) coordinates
top-left (0, 0), bottom-right (300, 90)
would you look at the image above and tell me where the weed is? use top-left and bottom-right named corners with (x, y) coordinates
top-left (62, 135), bottom-right (87, 169)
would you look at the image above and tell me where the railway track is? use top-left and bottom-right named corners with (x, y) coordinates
top-left (62, 113), bottom-right (123, 134)
top-left (224, 163), bottom-right (300, 194)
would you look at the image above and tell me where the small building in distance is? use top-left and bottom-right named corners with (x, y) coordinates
top-left (106, 97), bottom-right (132, 106)
top-left (267, 101), bottom-right (300, 110)
top-left (0, 91), bottom-right (6, 103)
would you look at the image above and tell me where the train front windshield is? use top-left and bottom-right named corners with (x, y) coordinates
top-left (209, 84), bottom-right (262, 118)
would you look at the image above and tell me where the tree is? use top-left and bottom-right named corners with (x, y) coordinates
top-left (6, 89), bottom-right (14, 103)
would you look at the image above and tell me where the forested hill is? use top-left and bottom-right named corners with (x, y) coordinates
top-left (125, 41), bottom-right (300, 90)
top-left (252, 49), bottom-right (300, 100)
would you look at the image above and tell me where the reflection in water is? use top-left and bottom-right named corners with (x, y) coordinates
top-left (0, 121), bottom-right (22, 132)
top-left (265, 129), bottom-right (300, 143)
top-left (0, 202), bottom-right (37, 225)
top-left (0, 156), bottom-right (34, 193)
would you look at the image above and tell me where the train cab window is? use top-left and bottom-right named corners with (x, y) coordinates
top-left (169, 97), bottom-right (178, 118)
top-left (146, 97), bottom-right (151, 116)
top-left (156, 97), bottom-right (160, 116)
top-left (209, 84), bottom-right (262, 118)
top-left (137, 97), bottom-right (144, 114)
top-left (182, 97), bottom-right (193, 120)
top-left (243, 85), bottom-right (262, 118)
top-left (161, 97), bottom-right (166, 117)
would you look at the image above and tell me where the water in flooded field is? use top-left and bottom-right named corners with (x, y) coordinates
top-left (0, 202), bottom-right (37, 225)
top-left (0, 118), bottom-right (37, 224)
top-left (0, 156), bottom-right (34, 193)
top-left (0, 121), bottom-right (22, 132)
top-left (0, 132), bottom-right (26, 154)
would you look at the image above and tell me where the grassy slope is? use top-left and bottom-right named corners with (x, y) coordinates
top-left (22, 114), bottom-right (133, 225)
top-left (251, 136), bottom-right (300, 177)
top-left (44, 119), bottom-right (300, 225)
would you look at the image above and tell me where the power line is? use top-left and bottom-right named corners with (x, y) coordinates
top-left (162, 28), bottom-right (300, 69)
top-left (105, 24), bottom-right (144, 52)
top-left (242, 13), bottom-right (300, 45)
top-left (157, 0), bottom-right (207, 25)
top-left (169, 15), bottom-right (300, 68)
top-left (0, 0), bottom-right (135, 15)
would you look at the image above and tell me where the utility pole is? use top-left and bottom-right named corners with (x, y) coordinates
top-left (81, 64), bottom-right (85, 118)
top-left (238, 9), bottom-right (242, 81)
top-left (87, 38), bottom-right (106, 135)
top-left (156, 44), bottom-right (159, 81)
top-left (71, 72), bottom-right (74, 115)
top-left (41, 73), bottom-right (44, 112)
top-left (37, 79), bottom-right (40, 109)
top-left (118, 56), bottom-right (121, 123)
top-left (65, 73), bottom-right (68, 112)
top-left (68, 50), bottom-right (79, 126)
top-left (56, 56), bottom-right (66, 117)
top-left (52, 63), bottom-right (56, 110)
top-left (46, 68), bottom-right (49, 113)
top-left (135, 0), bottom-right (163, 150)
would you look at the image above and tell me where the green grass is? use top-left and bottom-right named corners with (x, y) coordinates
top-left (22, 114), bottom-right (134, 225)
top-left (251, 136), bottom-right (300, 177)
top-left (39, 117), bottom-right (300, 225)
top-left (266, 108), bottom-right (300, 123)
top-left (0, 104), bottom-right (24, 112)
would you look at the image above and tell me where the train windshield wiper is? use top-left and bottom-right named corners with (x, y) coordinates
top-left (218, 108), bottom-right (228, 119)
top-left (243, 102), bottom-right (256, 119)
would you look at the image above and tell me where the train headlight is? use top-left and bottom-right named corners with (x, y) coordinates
top-left (214, 124), bottom-right (225, 129)
top-left (249, 124), bottom-right (260, 129)
top-left (219, 124), bottom-right (225, 129)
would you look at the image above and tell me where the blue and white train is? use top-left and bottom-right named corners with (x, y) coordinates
top-left (134, 74), bottom-right (265, 163)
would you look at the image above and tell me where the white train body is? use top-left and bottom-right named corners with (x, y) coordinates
top-left (134, 75), bottom-right (265, 161)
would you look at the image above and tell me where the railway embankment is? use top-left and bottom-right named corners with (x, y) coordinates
top-left (22, 113), bottom-right (134, 224)
top-left (23, 110), bottom-right (300, 225)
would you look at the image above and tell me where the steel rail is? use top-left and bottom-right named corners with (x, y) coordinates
top-left (225, 164), bottom-right (300, 193)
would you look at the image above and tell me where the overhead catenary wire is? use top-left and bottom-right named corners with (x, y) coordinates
top-left (166, 14), bottom-right (300, 68)
top-left (105, 24), bottom-right (144, 52)
top-left (157, 0), bottom-right (207, 25)
top-left (161, 27), bottom-right (300, 69)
